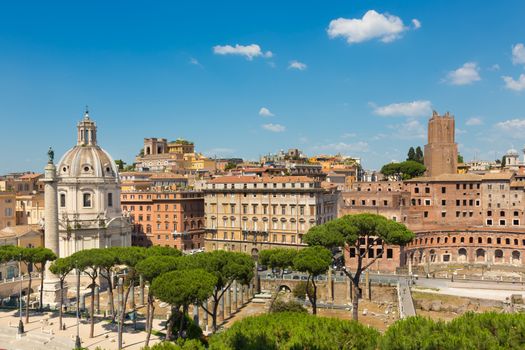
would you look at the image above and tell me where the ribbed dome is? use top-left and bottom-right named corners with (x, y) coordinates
top-left (57, 145), bottom-right (118, 179)
top-left (506, 148), bottom-right (518, 156)
top-left (56, 110), bottom-right (118, 180)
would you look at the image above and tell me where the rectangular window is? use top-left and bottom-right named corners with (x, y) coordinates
top-left (83, 193), bottom-right (92, 207)
top-left (386, 249), bottom-right (393, 259)
top-left (441, 187), bottom-right (446, 194)
top-left (60, 193), bottom-right (66, 207)
top-left (108, 193), bottom-right (113, 207)
top-left (441, 200), bottom-right (446, 206)
top-left (487, 219), bottom-right (493, 225)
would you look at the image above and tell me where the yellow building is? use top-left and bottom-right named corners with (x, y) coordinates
top-left (0, 192), bottom-right (16, 229)
top-left (0, 225), bottom-right (44, 276)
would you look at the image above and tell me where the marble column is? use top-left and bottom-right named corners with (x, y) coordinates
top-left (95, 286), bottom-right (100, 314)
top-left (219, 293), bottom-right (225, 322)
top-left (139, 275), bottom-right (145, 305)
top-left (41, 159), bottom-right (65, 306)
top-left (233, 281), bottom-right (238, 311)
top-left (226, 287), bottom-right (232, 317)
top-left (203, 299), bottom-right (209, 332)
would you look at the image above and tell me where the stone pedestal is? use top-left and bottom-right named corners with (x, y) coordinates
top-left (40, 279), bottom-right (67, 308)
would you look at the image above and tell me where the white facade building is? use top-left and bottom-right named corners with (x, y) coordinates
top-left (55, 110), bottom-right (131, 257)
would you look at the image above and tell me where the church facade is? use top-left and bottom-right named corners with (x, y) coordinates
top-left (55, 110), bottom-right (131, 257)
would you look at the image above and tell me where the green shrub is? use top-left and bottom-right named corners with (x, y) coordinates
top-left (380, 312), bottom-right (525, 350)
top-left (269, 299), bottom-right (308, 314)
top-left (146, 339), bottom-right (205, 350)
top-left (292, 281), bottom-right (313, 300)
top-left (209, 312), bottom-right (379, 350)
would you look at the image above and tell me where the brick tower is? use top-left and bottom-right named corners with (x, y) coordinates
top-left (424, 111), bottom-right (458, 177)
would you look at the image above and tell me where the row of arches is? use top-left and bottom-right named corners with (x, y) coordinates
top-left (410, 233), bottom-right (525, 248)
top-left (408, 248), bottom-right (522, 266)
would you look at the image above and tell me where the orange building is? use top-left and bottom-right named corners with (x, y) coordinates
top-left (121, 190), bottom-right (205, 251)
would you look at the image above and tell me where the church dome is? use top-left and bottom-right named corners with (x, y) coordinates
top-left (57, 110), bottom-right (119, 180)
top-left (506, 148), bottom-right (518, 156)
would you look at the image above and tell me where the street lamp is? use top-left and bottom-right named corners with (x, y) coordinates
top-left (18, 254), bottom-right (24, 335)
top-left (75, 261), bottom-right (81, 349)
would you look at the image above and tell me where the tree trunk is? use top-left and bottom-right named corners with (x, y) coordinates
top-left (212, 295), bottom-right (219, 332)
top-left (25, 274), bottom-right (32, 323)
top-left (166, 307), bottom-right (175, 341)
top-left (119, 279), bottom-right (133, 334)
top-left (178, 306), bottom-right (187, 339)
top-left (58, 279), bottom-right (64, 331)
top-left (351, 279), bottom-right (359, 321)
top-left (89, 280), bottom-right (96, 338)
top-left (39, 270), bottom-right (44, 312)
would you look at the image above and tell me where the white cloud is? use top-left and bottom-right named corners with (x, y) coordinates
top-left (489, 64), bottom-right (500, 71)
top-left (288, 60), bottom-right (307, 70)
top-left (466, 117), bottom-right (483, 126)
top-left (445, 62), bottom-right (481, 85)
top-left (496, 119), bottom-right (525, 131)
top-left (258, 107), bottom-right (274, 117)
top-left (327, 10), bottom-right (418, 44)
top-left (512, 43), bottom-right (525, 65)
top-left (372, 100), bottom-right (432, 117)
top-left (315, 141), bottom-right (369, 153)
top-left (262, 123), bottom-right (285, 132)
top-left (387, 119), bottom-right (426, 139)
top-left (503, 74), bottom-right (525, 91)
top-left (213, 44), bottom-right (272, 60)
top-left (496, 119), bottom-right (525, 138)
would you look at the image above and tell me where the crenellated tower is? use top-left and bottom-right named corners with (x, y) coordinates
top-left (424, 111), bottom-right (458, 177)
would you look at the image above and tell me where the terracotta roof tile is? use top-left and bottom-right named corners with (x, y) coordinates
top-left (208, 175), bottom-right (315, 184)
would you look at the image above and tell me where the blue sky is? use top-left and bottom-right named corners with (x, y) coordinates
top-left (1, 1), bottom-right (525, 173)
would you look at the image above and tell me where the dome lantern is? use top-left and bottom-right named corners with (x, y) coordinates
top-left (77, 107), bottom-right (97, 146)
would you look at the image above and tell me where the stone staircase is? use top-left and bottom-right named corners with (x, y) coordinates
top-left (0, 326), bottom-right (74, 350)
top-left (252, 290), bottom-right (273, 303)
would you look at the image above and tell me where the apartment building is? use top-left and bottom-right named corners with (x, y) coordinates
top-left (121, 190), bottom-right (205, 250)
top-left (203, 176), bottom-right (339, 254)
top-left (0, 192), bottom-right (16, 229)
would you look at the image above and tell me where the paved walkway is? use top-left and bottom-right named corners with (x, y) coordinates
top-left (397, 278), bottom-right (416, 318)
top-left (0, 310), bottom-right (162, 350)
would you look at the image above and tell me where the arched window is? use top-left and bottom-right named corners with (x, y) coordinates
top-left (458, 248), bottom-right (467, 263)
top-left (478, 237), bottom-right (482, 244)
top-left (487, 237), bottom-right (492, 244)
top-left (476, 248), bottom-right (486, 262)
top-left (146, 225), bottom-right (151, 233)
top-left (512, 251), bottom-right (521, 265)
top-left (494, 249), bottom-right (504, 263)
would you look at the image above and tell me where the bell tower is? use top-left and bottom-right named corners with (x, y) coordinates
top-left (424, 111), bottom-right (458, 177)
